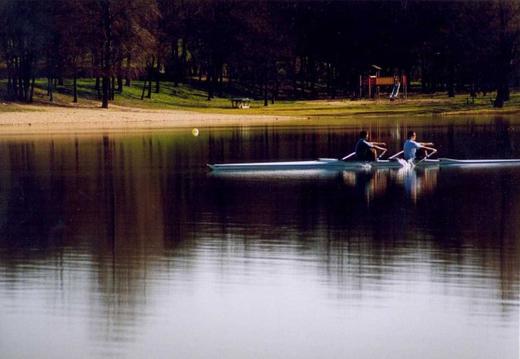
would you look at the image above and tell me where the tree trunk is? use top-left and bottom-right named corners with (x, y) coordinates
top-left (110, 76), bottom-right (115, 100)
top-left (218, 66), bottom-right (223, 96)
top-left (420, 53), bottom-right (427, 94)
top-left (6, 56), bottom-right (12, 97)
top-left (172, 42), bottom-right (178, 86)
top-left (180, 38), bottom-right (188, 84)
top-left (29, 76), bottom-right (35, 103)
top-left (141, 79), bottom-right (147, 100)
top-left (292, 58), bottom-right (298, 99)
top-left (48, 77), bottom-right (53, 102)
top-left (154, 56), bottom-right (160, 93)
top-left (147, 72), bottom-right (153, 98)
top-left (494, 3), bottom-right (513, 108)
top-left (331, 65), bottom-right (337, 99)
top-left (144, 56), bottom-right (154, 99)
top-left (147, 79), bottom-right (152, 98)
top-left (97, 78), bottom-right (102, 99)
top-left (16, 66), bottom-right (23, 100)
top-left (263, 83), bottom-right (268, 106)
top-left (23, 65), bottom-right (31, 102)
top-left (207, 63), bottom-right (213, 101)
top-left (213, 63), bottom-right (219, 97)
top-left (101, 0), bottom-right (112, 109)
top-left (494, 82), bottom-right (507, 108)
top-left (102, 76), bottom-right (109, 108)
top-left (263, 69), bottom-right (268, 107)
top-left (73, 71), bottom-right (78, 103)
top-left (446, 52), bottom-right (455, 97)
top-left (125, 55), bottom-right (131, 86)
top-left (309, 57), bottom-right (316, 98)
top-left (17, 63), bottom-right (23, 100)
top-left (272, 76), bottom-right (279, 104)
top-left (447, 75), bottom-right (455, 97)
top-left (7, 56), bottom-right (16, 100)
top-left (17, 77), bottom-right (23, 101)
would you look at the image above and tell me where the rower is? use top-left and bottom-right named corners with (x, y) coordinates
top-left (403, 131), bottom-right (435, 162)
top-left (354, 130), bottom-right (387, 161)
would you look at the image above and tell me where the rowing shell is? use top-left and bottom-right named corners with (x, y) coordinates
top-left (208, 158), bottom-right (417, 171)
top-left (207, 157), bottom-right (520, 171)
top-left (431, 158), bottom-right (520, 166)
top-left (207, 158), bottom-right (371, 171)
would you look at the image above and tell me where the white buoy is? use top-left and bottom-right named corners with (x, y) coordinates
top-left (192, 128), bottom-right (199, 137)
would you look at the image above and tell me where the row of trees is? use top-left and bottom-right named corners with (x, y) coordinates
top-left (1, 0), bottom-right (519, 108)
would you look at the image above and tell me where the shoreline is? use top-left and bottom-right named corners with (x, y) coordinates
top-left (1, 102), bottom-right (520, 136)
top-left (0, 105), bottom-right (298, 135)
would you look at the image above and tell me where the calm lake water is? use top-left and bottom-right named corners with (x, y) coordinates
top-left (0, 115), bottom-right (519, 359)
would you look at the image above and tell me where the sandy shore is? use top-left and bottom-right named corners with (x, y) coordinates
top-left (0, 105), bottom-right (296, 135)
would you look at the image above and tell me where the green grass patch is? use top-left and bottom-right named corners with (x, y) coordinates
top-left (1, 78), bottom-right (520, 118)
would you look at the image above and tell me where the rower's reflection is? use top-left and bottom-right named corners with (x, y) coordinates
top-left (342, 170), bottom-right (389, 203)
top-left (342, 167), bottom-right (439, 202)
top-left (395, 167), bottom-right (438, 202)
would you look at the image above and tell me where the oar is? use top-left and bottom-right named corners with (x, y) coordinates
top-left (389, 150), bottom-right (403, 160)
top-left (341, 152), bottom-right (356, 160)
top-left (342, 148), bottom-right (387, 161)
top-left (414, 148), bottom-right (438, 166)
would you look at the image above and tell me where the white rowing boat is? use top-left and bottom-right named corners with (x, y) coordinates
top-left (208, 156), bottom-right (520, 171)
top-left (426, 158), bottom-right (520, 166)
top-left (207, 158), bottom-right (372, 171)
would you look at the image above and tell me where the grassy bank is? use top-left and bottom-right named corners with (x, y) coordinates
top-left (1, 79), bottom-right (520, 117)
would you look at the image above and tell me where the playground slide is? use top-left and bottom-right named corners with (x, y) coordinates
top-left (390, 82), bottom-right (400, 99)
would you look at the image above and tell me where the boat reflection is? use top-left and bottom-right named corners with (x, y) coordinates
top-left (207, 168), bottom-right (346, 182)
top-left (209, 166), bottom-right (440, 202)
top-left (342, 167), bottom-right (439, 202)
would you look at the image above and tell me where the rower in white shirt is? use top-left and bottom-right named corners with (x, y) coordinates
top-left (403, 131), bottom-right (435, 162)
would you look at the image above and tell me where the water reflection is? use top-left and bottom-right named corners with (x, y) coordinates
top-left (394, 167), bottom-right (439, 202)
top-left (0, 120), bottom-right (519, 359)
top-left (209, 165), bottom-right (440, 204)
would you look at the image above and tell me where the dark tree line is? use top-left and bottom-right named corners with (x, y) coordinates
top-left (1, 0), bottom-right (519, 108)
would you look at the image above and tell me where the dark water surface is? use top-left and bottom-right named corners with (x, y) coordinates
top-left (0, 116), bottom-right (519, 358)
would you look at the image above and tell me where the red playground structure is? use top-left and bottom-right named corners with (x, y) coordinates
top-left (359, 65), bottom-right (408, 100)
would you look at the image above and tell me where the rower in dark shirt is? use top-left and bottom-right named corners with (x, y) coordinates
top-left (354, 130), bottom-right (387, 161)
